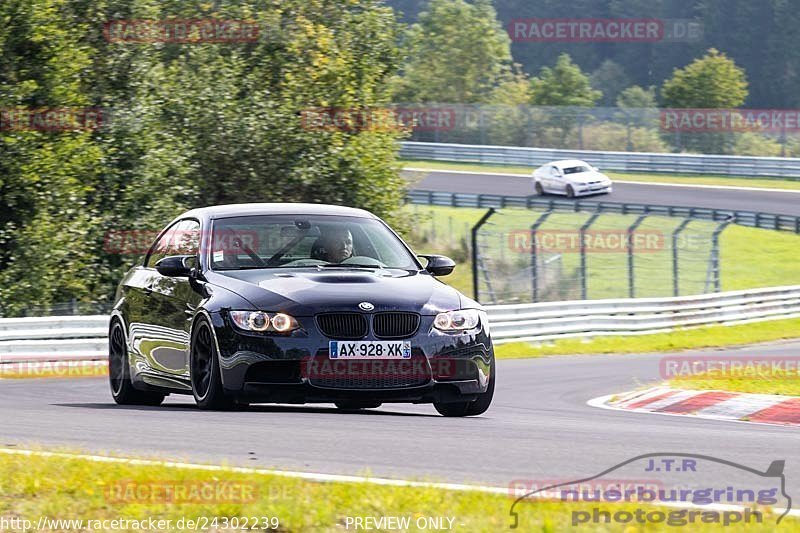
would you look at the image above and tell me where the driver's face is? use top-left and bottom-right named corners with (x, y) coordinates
top-left (325, 230), bottom-right (353, 263)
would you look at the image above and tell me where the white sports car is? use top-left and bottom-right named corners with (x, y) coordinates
top-left (532, 160), bottom-right (613, 198)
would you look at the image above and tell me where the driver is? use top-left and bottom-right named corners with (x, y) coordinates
top-left (316, 227), bottom-right (354, 263)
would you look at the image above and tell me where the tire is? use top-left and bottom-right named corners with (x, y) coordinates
top-left (433, 358), bottom-right (495, 417)
top-left (108, 321), bottom-right (165, 406)
top-left (566, 185), bottom-right (576, 198)
top-left (534, 181), bottom-right (545, 196)
top-left (335, 400), bottom-right (382, 410)
top-left (190, 318), bottom-right (235, 410)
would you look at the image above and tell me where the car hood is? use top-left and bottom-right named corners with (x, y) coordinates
top-left (565, 170), bottom-right (609, 183)
top-left (206, 268), bottom-right (464, 316)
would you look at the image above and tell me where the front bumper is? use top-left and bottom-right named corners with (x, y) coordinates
top-left (208, 311), bottom-right (494, 404)
top-left (575, 184), bottom-right (613, 196)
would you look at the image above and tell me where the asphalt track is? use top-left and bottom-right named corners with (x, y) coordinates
top-left (403, 169), bottom-right (800, 217)
top-left (2, 341), bottom-right (798, 497)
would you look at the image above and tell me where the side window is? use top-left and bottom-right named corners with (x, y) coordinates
top-left (145, 220), bottom-right (200, 268)
top-left (173, 219), bottom-right (201, 256)
top-left (145, 222), bottom-right (180, 268)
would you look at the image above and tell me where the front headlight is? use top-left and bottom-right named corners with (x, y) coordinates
top-left (229, 310), bottom-right (300, 334)
top-left (433, 309), bottom-right (481, 332)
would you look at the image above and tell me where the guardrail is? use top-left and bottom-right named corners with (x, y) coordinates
top-left (0, 315), bottom-right (109, 363)
top-left (401, 141), bottom-right (800, 179)
top-left (2, 287), bottom-right (800, 357)
top-left (486, 285), bottom-right (800, 344)
top-left (406, 190), bottom-right (800, 233)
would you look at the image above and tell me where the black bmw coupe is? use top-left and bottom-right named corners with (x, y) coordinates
top-left (109, 203), bottom-right (495, 416)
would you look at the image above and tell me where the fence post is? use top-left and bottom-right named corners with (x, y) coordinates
top-left (672, 218), bottom-right (692, 297)
top-left (472, 208), bottom-right (496, 302)
top-left (580, 213), bottom-right (602, 300)
top-left (705, 219), bottom-right (732, 293)
top-left (627, 215), bottom-right (648, 299)
top-left (529, 211), bottom-right (553, 303)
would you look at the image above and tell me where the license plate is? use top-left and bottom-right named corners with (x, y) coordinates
top-left (329, 340), bottom-right (411, 360)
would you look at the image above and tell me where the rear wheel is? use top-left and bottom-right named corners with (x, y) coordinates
top-left (335, 400), bottom-right (382, 410)
top-left (108, 321), bottom-right (164, 406)
top-left (566, 185), bottom-right (576, 198)
top-left (191, 319), bottom-right (235, 410)
top-left (535, 181), bottom-right (545, 196)
top-left (433, 359), bottom-right (495, 417)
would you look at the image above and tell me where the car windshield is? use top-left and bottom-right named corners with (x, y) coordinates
top-left (210, 215), bottom-right (419, 271)
top-left (563, 165), bottom-right (591, 175)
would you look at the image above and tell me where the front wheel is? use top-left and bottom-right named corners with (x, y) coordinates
top-left (433, 359), bottom-right (495, 417)
top-left (534, 181), bottom-right (545, 196)
top-left (191, 319), bottom-right (235, 410)
top-left (566, 185), bottom-right (576, 198)
top-left (109, 321), bottom-right (164, 406)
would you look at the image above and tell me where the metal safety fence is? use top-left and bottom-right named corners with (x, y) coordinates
top-left (406, 191), bottom-right (800, 305)
top-left (2, 285), bottom-right (800, 357)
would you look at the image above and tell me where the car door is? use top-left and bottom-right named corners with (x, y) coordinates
top-left (124, 221), bottom-right (181, 379)
top-left (548, 165), bottom-right (563, 193)
top-left (144, 219), bottom-right (203, 383)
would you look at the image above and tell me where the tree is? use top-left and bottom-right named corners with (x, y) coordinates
top-left (661, 48), bottom-right (748, 109)
top-left (591, 60), bottom-right (632, 107)
top-left (530, 53), bottom-right (601, 107)
top-left (616, 85), bottom-right (658, 150)
top-left (486, 67), bottom-right (534, 146)
top-left (530, 53), bottom-right (601, 147)
top-left (617, 85), bottom-right (657, 109)
top-left (390, 0), bottom-right (512, 103)
top-left (0, 0), bottom-right (407, 316)
top-left (661, 48), bottom-right (748, 153)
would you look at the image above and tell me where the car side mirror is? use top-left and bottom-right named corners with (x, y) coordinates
top-left (419, 254), bottom-right (456, 276)
top-left (155, 255), bottom-right (195, 277)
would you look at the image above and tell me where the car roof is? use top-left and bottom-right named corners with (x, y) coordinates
top-left (178, 203), bottom-right (378, 222)
top-left (549, 159), bottom-right (592, 169)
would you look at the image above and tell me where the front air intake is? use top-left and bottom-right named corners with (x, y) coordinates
top-left (316, 313), bottom-right (368, 339)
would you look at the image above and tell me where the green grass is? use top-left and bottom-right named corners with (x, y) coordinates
top-left (721, 225), bottom-right (800, 291)
top-left (400, 204), bottom-right (800, 300)
top-left (670, 368), bottom-right (800, 396)
top-left (402, 159), bottom-right (800, 191)
top-left (495, 317), bottom-right (800, 359)
top-left (0, 449), bottom-right (792, 532)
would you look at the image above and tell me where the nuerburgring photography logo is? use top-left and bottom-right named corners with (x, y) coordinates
top-left (509, 453), bottom-right (791, 529)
